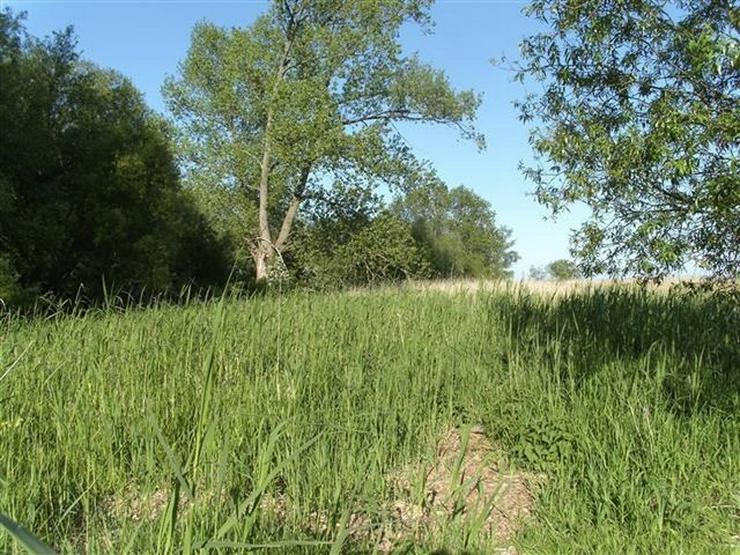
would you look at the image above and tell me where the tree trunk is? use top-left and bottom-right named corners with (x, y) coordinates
top-left (253, 246), bottom-right (271, 283)
top-left (252, 37), bottom-right (293, 285)
top-left (255, 101), bottom-right (275, 286)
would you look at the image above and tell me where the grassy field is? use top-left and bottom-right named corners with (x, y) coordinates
top-left (1, 284), bottom-right (738, 553)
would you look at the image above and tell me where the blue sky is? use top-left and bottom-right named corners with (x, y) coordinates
top-left (3, 0), bottom-right (589, 277)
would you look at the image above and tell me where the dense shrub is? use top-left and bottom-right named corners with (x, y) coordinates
top-left (0, 10), bottom-right (229, 306)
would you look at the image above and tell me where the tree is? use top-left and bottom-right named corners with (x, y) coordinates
top-left (0, 10), bottom-right (227, 304)
top-left (392, 177), bottom-right (519, 278)
top-left (516, 1), bottom-right (739, 282)
top-left (164, 0), bottom-right (483, 283)
top-left (528, 266), bottom-right (547, 281)
top-left (545, 259), bottom-right (581, 281)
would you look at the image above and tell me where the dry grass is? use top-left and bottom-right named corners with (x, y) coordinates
top-left (404, 277), bottom-right (702, 297)
top-left (102, 487), bottom-right (181, 523)
top-left (409, 278), bottom-right (595, 296)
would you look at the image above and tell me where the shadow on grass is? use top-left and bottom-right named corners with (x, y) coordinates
top-left (499, 287), bottom-right (740, 416)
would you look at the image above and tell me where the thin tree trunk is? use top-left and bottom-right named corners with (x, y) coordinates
top-left (255, 115), bottom-right (274, 284)
top-left (257, 130), bottom-right (273, 248)
top-left (253, 37), bottom-right (293, 283)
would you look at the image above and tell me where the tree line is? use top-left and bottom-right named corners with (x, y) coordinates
top-left (0, 5), bottom-right (517, 307)
top-left (1, 0), bottom-right (737, 307)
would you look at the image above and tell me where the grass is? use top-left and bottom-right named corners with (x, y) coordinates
top-left (0, 284), bottom-right (738, 553)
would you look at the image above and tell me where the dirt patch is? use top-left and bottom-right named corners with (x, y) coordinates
top-left (101, 485), bottom-right (187, 523)
top-left (386, 425), bottom-right (538, 548)
top-left (261, 424), bottom-right (539, 552)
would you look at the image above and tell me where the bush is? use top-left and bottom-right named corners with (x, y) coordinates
top-left (392, 181), bottom-right (519, 279)
top-left (291, 213), bottom-right (427, 289)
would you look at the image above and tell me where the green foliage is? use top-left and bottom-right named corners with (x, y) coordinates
top-left (164, 0), bottom-right (483, 280)
top-left (289, 175), bottom-right (517, 288)
top-left (290, 185), bottom-right (426, 288)
top-left (516, 1), bottom-right (740, 282)
top-left (510, 418), bottom-right (574, 472)
top-left (0, 255), bottom-right (22, 306)
top-left (545, 259), bottom-right (582, 281)
top-left (332, 213), bottom-right (427, 286)
top-left (0, 10), bottom-right (229, 305)
top-left (184, 184), bottom-right (255, 279)
top-left (392, 178), bottom-right (519, 278)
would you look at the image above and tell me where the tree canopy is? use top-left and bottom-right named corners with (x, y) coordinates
top-left (164, 0), bottom-right (484, 282)
top-left (391, 178), bottom-right (519, 279)
top-left (0, 10), bottom-right (226, 305)
top-left (517, 0), bottom-right (739, 282)
top-left (545, 259), bottom-right (582, 281)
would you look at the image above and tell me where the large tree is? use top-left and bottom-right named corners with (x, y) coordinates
top-left (516, 0), bottom-right (739, 282)
top-left (164, 0), bottom-right (483, 282)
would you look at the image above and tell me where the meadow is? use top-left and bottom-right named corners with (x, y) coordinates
top-left (0, 284), bottom-right (738, 553)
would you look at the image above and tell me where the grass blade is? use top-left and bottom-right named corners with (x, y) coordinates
top-left (0, 514), bottom-right (58, 555)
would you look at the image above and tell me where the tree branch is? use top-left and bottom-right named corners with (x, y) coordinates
top-left (341, 109), bottom-right (417, 126)
top-left (275, 163), bottom-right (311, 251)
top-left (257, 35), bottom-right (296, 249)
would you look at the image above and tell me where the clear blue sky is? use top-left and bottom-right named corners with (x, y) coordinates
top-left (3, 0), bottom-right (589, 277)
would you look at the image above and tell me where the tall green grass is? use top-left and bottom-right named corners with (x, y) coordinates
top-left (1, 286), bottom-right (738, 553)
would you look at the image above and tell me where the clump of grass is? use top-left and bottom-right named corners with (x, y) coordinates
top-left (0, 286), bottom-right (737, 553)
